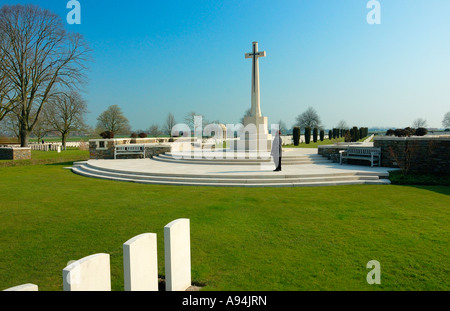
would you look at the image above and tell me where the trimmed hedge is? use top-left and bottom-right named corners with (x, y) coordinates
top-left (305, 127), bottom-right (311, 144)
top-left (293, 127), bottom-right (301, 146)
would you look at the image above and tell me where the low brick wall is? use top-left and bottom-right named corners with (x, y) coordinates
top-left (0, 147), bottom-right (31, 160)
top-left (373, 136), bottom-right (450, 174)
top-left (89, 139), bottom-right (172, 160)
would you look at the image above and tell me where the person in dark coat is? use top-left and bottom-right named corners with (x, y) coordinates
top-left (271, 130), bottom-right (282, 171)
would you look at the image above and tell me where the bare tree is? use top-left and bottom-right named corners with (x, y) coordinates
top-left (240, 108), bottom-right (251, 125)
top-left (295, 107), bottom-right (322, 129)
top-left (96, 104), bottom-right (130, 135)
top-left (164, 113), bottom-right (176, 137)
top-left (336, 120), bottom-right (348, 129)
top-left (0, 23), bottom-right (19, 123)
top-left (31, 114), bottom-right (52, 143)
top-left (442, 111), bottom-right (450, 128)
top-left (412, 118), bottom-right (428, 128)
top-left (184, 111), bottom-right (207, 134)
top-left (1, 112), bottom-right (20, 140)
top-left (45, 91), bottom-right (88, 149)
top-left (0, 4), bottom-right (91, 147)
top-left (277, 120), bottom-right (288, 135)
top-left (147, 124), bottom-right (162, 138)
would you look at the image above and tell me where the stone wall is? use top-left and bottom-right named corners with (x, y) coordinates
top-left (373, 136), bottom-right (450, 175)
top-left (0, 147), bottom-right (31, 160)
top-left (89, 139), bottom-right (172, 160)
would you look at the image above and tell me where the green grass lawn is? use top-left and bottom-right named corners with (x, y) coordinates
top-left (0, 151), bottom-right (449, 291)
top-left (0, 150), bottom-right (89, 167)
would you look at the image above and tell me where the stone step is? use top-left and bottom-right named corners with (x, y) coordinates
top-left (154, 153), bottom-right (331, 165)
top-left (164, 152), bottom-right (325, 160)
top-left (72, 166), bottom-right (389, 187)
top-left (71, 163), bottom-right (390, 187)
top-left (77, 164), bottom-right (381, 184)
top-left (73, 168), bottom-right (390, 187)
top-left (84, 162), bottom-right (388, 180)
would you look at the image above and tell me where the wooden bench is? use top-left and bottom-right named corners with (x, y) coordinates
top-left (114, 145), bottom-right (145, 159)
top-left (340, 147), bottom-right (381, 167)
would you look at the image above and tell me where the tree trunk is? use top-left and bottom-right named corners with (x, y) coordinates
top-left (19, 126), bottom-right (29, 147)
top-left (62, 133), bottom-right (67, 150)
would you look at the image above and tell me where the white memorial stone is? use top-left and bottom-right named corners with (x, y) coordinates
top-left (164, 218), bottom-right (191, 291)
top-left (3, 283), bottom-right (38, 291)
top-left (62, 253), bottom-right (111, 291)
top-left (240, 41), bottom-right (272, 152)
top-left (123, 233), bottom-right (158, 291)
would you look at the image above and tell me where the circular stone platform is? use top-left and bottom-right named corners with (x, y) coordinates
top-left (71, 148), bottom-right (393, 187)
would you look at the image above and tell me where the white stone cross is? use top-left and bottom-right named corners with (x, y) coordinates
top-left (245, 41), bottom-right (266, 118)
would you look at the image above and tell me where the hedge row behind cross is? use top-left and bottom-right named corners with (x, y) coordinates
top-left (385, 127), bottom-right (428, 137)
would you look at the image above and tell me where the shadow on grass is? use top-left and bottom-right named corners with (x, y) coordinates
top-left (44, 161), bottom-right (79, 167)
top-left (409, 185), bottom-right (450, 196)
top-left (388, 170), bottom-right (450, 195)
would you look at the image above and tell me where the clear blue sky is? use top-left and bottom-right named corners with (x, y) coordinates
top-left (3, 0), bottom-right (450, 130)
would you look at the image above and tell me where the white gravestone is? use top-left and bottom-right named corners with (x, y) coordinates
top-left (123, 233), bottom-right (158, 291)
top-left (62, 253), bottom-right (111, 291)
top-left (164, 218), bottom-right (191, 291)
top-left (3, 283), bottom-right (38, 291)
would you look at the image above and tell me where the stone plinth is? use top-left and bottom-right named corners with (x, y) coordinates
top-left (0, 147), bottom-right (31, 160)
top-left (241, 116), bottom-right (272, 152)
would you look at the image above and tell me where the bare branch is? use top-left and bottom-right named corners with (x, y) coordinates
top-left (0, 4), bottom-right (92, 146)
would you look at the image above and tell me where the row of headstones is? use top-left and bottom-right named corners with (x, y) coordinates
top-left (3, 218), bottom-right (191, 291)
top-left (30, 144), bottom-right (61, 152)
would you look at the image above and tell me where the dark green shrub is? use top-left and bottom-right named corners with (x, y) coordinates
top-left (328, 130), bottom-right (332, 140)
top-left (305, 127), bottom-right (311, 144)
top-left (415, 127), bottom-right (428, 136)
top-left (344, 130), bottom-right (352, 142)
top-left (313, 127), bottom-right (318, 143)
top-left (100, 131), bottom-right (115, 139)
top-left (352, 126), bottom-right (359, 141)
top-left (293, 127), bottom-right (300, 146)
top-left (404, 127), bottom-right (415, 137)
top-left (130, 132), bottom-right (138, 138)
top-left (320, 129), bottom-right (324, 141)
top-left (386, 129), bottom-right (395, 136)
top-left (394, 129), bottom-right (406, 137)
top-left (138, 132), bottom-right (148, 138)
